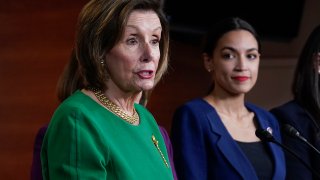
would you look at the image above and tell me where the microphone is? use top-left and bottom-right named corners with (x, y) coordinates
top-left (283, 124), bottom-right (320, 155)
top-left (255, 128), bottom-right (276, 142)
top-left (255, 128), bottom-right (320, 179)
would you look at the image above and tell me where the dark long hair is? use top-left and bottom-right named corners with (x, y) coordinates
top-left (202, 17), bottom-right (261, 92)
top-left (292, 24), bottom-right (320, 128)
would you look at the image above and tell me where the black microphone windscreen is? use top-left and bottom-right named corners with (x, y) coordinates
top-left (255, 129), bottom-right (275, 142)
top-left (283, 124), bottom-right (310, 143)
top-left (283, 124), bottom-right (300, 137)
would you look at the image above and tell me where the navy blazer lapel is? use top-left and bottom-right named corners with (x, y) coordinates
top-left (247, 104), bottom-right (286, 180)
top-left (206, 109), bottom-right (258, 179)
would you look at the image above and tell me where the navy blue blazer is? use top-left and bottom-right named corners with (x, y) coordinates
top-left (270, 100), bottom-right (320, 180)
top-left (171, 98), bottom-right (286, 180)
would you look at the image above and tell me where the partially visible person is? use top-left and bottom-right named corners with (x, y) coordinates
top-left (31, 125), bottom-right (47, 180)
top-left (170, 17), bottom-right (286, 180)
top-left (270, 25), bottom-right (320, 180)
top-left (40, 0), bottom-right (174, 179)
top-left (158, 125), bottom-right (178, 180)
top-left (136, 90), bottom-right (178, 180)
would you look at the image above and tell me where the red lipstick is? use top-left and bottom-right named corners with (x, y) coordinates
top-left (232, 76), bottom-right (249, 82)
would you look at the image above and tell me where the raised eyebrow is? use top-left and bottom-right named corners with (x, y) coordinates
top-left (221, 47), bottom-right (258, 53)
top-left (154, 26), bottom-right (162, 32)
top-left (125, 25), bottom-right (162, 33)
top-left (152, 26), bottom-right (162, 37)
top-left (247, 48), bottom-right (259, 53)
top-left (221, 47), bottom-right (236, 52)
top-left (124, 25), bottom-right (138, 35)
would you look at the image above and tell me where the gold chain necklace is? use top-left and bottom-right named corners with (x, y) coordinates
top-left (88, 87), bottom-right (139, 124)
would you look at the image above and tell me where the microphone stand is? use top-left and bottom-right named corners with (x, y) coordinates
top-left (256, 129), bottom-right (320, 180)
top-left (271, 139), bottom-right (320, 179)
top-left (299, 136), bottom-right (320, 155)
top-left (283, 124), bottom-right (320, 156)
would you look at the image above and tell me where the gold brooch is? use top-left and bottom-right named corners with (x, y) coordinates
top-left (152, 134), bottom-right (169, 168)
